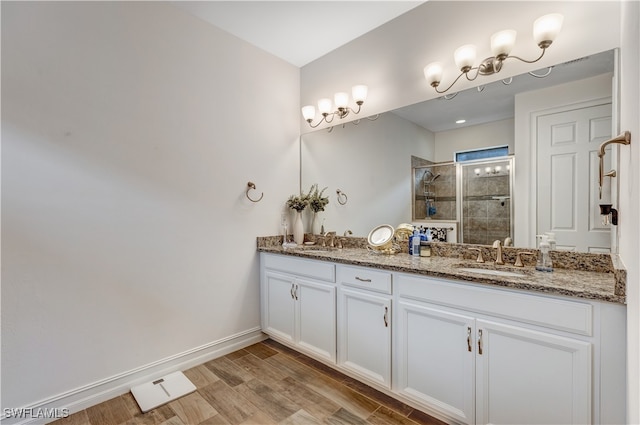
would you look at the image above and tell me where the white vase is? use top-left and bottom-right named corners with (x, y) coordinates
top-left (293, 211), bottom-right (304, 245)
top-left (310, 212), bottom-right (321, 235)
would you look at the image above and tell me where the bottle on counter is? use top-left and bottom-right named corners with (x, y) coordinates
top-left (410, 228), bottom-right (421, 257)
top-left (535, 235), bottom-right (553, 272)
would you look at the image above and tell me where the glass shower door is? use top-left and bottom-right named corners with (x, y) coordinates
top-left (458, 157), bottom-right (514, 245)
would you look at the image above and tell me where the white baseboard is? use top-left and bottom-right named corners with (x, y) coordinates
top-left (1, 328), bottom-right (267, 425)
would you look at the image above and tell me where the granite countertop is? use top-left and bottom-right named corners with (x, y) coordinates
top-left (258, 244), bottom-right (625, 305)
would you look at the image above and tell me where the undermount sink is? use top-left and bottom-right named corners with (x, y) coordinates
top-left (457, 267), bottom-right (526, 278)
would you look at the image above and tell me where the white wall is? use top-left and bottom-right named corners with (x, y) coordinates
top-left (1, 1), bottom-right (299, 414)
top-left (301, 112), bottom-right (434, 236)
top-left (433, 119), bottom-right (514, 163)
top-left (618, 1), bottom-right (640, 422)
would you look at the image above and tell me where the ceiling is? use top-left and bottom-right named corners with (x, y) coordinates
top-left (171, 1), bottom-right (426, 67)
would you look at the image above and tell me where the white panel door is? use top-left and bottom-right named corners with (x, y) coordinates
top-left (537, 102), bottom-right (612, 252)
top-left (475, 320), bottom-right (591, 425)
top-left (338, 288), bottom-right (392, 388)
top-left (396, 300), bottom-right (475, 424)
top-left (296, 279), bottom-right (337, 362)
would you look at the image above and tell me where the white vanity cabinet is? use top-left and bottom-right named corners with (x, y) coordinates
top-left (394, 272), bottom-right (624, 425)
top-left (259, 252), bottom-right (626, 424)
top-left (337, 265), bottom-right (393, 389)
top-left (260, 253), bottom-right (337, 362)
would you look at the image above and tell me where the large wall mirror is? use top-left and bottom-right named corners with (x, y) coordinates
top-left (301, 49), bottom-right (617, 253)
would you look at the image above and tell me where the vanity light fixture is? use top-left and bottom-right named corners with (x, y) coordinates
top-left (475, 166), bottom-right (509, 176)
top-left (302, 85), bottom-right (368, 128)
top-left (424, 13), bottom-right (563, 94)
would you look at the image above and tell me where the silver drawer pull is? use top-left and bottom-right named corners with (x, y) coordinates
top-left (355, 276), bottom-right (372, 282)
top-left (467, 327), bottom-right (472, 352)
top-left (478, 329), bottom-right (483, 355)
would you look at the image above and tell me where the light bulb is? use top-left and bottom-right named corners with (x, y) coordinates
top-left (424, 62), bottom-right (443, 87)
top-left (454, 44), bottom-right (477, 72)
top-left (317, 98), bottom-right (332, 115)
top-left (352, 85), bottom-right (368, 104)
top-left (533, 13), bottom-right (564, 48)
top-left (491, 30), bottom-right (517, 60)
top-left (301, 105), bottom-right (316, 122)
top-left (334, 92), bottom-right (349, 109)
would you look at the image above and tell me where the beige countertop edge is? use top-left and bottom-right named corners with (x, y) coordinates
top-left (258, 247), bottom-right (626, 305)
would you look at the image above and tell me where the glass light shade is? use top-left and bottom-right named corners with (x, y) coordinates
top-left (352, 85), bottom-right (368, 103)
top-left (533, 13), bottom-right (564, 46)
top-left (454, 44), bottom-right (477, 71)
top-left (317, 98), bottom-right (333, 114)
top-left (423, 62), bottom-right (443, 85)
top-left (301, 105), bottom-right (316, 121)
top-left (334, 92), bottom-right (349, 108)
top-left (491, 30), bottom-right (517, 58)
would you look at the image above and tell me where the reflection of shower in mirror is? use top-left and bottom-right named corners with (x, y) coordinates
top-left (422, 169), bottom-right (441, 219)
top-left (422, 169), bottom-right (441, 184)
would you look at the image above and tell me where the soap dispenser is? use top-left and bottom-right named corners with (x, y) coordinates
top-left (535, 235), bottom-right (553, 272)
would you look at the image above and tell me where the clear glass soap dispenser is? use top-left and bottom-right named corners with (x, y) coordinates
top-left (535, 235), bottom-right (553, 272)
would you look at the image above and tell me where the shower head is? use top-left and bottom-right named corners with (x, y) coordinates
top-left (423, 170), bottom-right (441, 184)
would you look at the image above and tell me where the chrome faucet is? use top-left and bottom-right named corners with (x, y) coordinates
top-left (493, 240), bottom-right (505, 265)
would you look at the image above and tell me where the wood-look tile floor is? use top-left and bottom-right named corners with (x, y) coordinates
top-left (52, 339), bottom-right (447, 425)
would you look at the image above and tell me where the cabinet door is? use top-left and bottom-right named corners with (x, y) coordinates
top-left (396, 300), bottom-right (475, 424)
top-left (296, 279), bottom-right (336, 362)
top-left (337, 288), bottom-right (391, 388)
top-left (476, 319), bottom-right (591, 425)
top-left (262, 271), bottom-right (296, 344)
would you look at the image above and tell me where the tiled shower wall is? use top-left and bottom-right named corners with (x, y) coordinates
top-left (413, 163), bottom-right (456, 221)
top-left (462, 165), bottom-right (511, 245)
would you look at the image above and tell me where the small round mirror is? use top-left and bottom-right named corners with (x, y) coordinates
top-left (367, 224), bottom-right (395, 247)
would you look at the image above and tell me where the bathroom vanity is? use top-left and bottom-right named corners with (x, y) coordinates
top-left (258, 242), bottom-right (626, 425)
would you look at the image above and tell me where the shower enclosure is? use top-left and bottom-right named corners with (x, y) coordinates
top-left (458, 157), bottom-right (514, 245)
top-left (412, 156), bottom-right (514, 244)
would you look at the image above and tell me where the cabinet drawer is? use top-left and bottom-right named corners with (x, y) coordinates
top-left (396, 273), bottom-right (593, 336)
top-left (262, 253), bottom-right (335, 282)
top-left (338, 265), bottom-right (392, 294)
